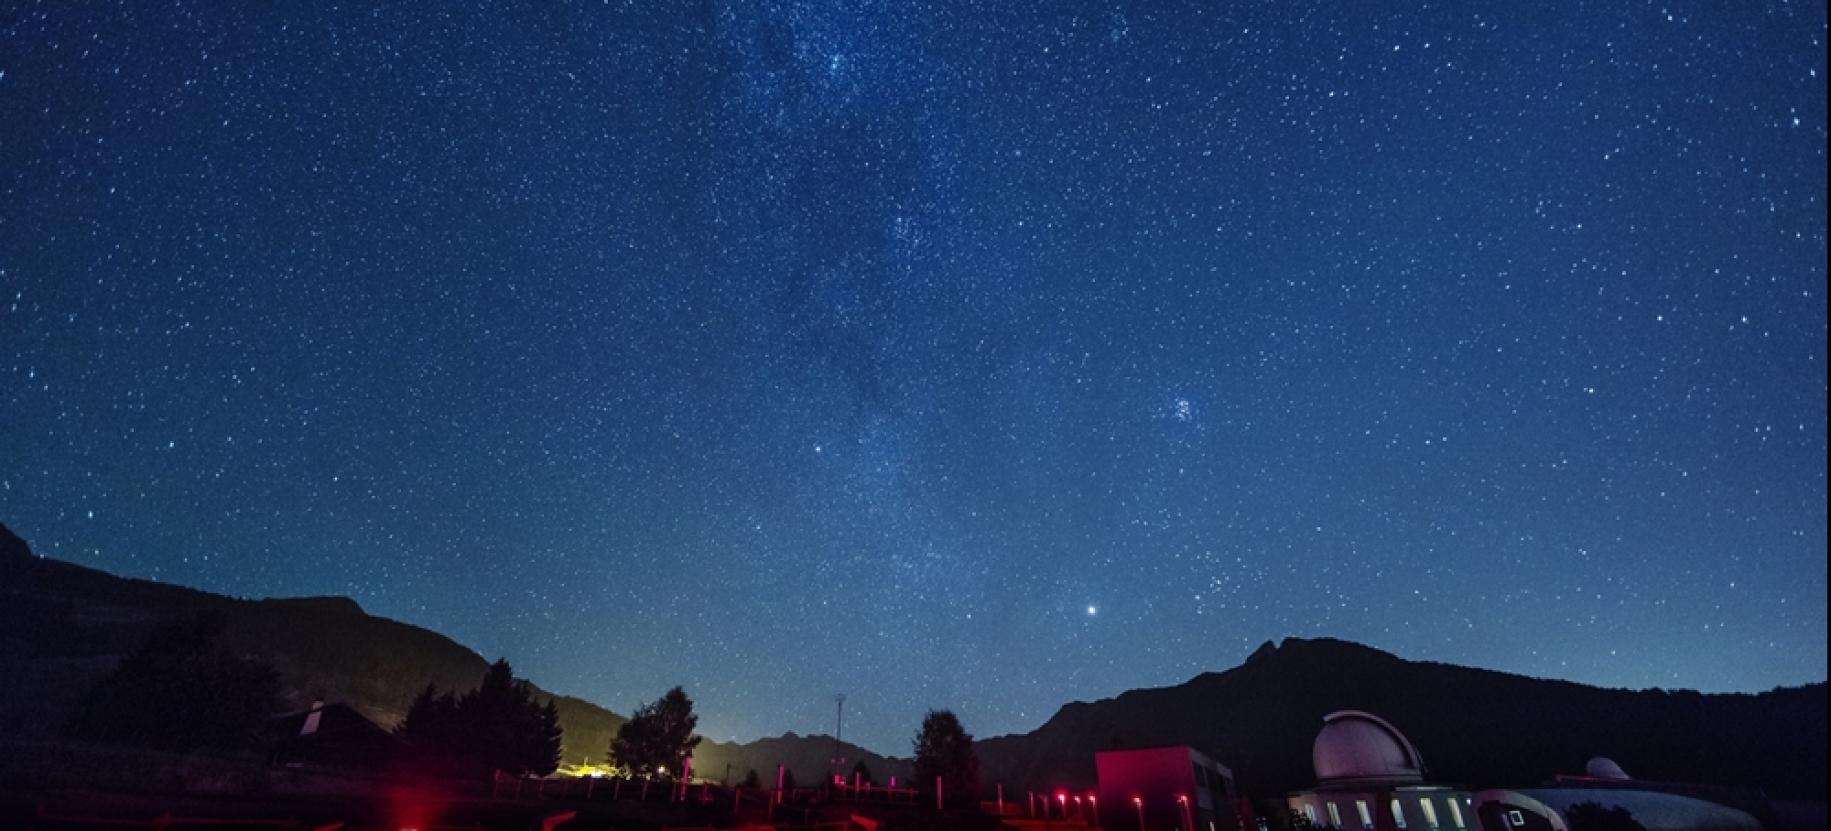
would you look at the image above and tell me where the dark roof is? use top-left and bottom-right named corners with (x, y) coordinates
top-left (268, 703), bottom-right (400, 769)
top-left (270, 702), bottom-right (390, 740)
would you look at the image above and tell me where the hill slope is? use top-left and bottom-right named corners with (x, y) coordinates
top-left (974, 637), bottom-right (1827, 799)
top-left (7, 523), bottom-right (1819, 798)
top-left (0, 522), bottom-right (912, 783)
top-left (0, 522), bottom-right (618, 752)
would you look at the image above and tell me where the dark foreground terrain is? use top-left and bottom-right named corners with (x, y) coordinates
top-left (3, 520), bottom-right (1825, 825)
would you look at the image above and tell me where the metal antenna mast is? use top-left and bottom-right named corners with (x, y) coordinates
top-left (830, 693), bottom-right (847, 782)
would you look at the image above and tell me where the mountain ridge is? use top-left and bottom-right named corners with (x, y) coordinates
top-left (973, 635), bottom-right (1826, 799)
top-left (3, 522), bottom-right (1822, 799)
top-left (988, 635), bottom-right (1819, 745)
top-left (0, 522), bottom-right (914, 785)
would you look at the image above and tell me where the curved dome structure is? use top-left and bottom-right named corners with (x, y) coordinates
top-left (1312, 710), bottom-right (1425, 785)
top-left (1585, 756), bottom-right (1632, 781)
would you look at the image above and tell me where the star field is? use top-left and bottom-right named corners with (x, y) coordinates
top-left (2, 1), bottom-right (1825, 753)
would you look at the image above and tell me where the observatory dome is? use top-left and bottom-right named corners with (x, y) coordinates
top-left (1585, 757), bottom-right (1632, 780)
top-left (1312, 711), bottom-right (1426, 785)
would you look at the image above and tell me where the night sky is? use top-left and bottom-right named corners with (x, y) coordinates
top-left (2, 2), bottom-right (1825, 754)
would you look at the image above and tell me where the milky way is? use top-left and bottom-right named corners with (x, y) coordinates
top-left (2, 2), bottom-right (1825, 752)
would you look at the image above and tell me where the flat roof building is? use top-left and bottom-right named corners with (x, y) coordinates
top-left (1096, 745), bottom-right (1239, 831)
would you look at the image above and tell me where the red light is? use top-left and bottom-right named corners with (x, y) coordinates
top-left (1133, 796), bottom-right (1143, 806)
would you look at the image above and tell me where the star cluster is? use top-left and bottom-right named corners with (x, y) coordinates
top-left (2, 1), bottom-right (1825, 753)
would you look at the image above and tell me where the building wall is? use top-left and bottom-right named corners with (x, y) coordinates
top-left (1288, 787), bottom-right (1473, 831)
top-left (1475, 799), bottom-right (1559, 831)
top-left (1097, 746), bottom-right (1238, 831)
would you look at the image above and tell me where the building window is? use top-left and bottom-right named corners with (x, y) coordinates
top-left (1507, 810), bottom-right (1526, 828)
top-left (1328, 803), bottom-right (1343, 828)
top-left (1419, 798), bottom-right (1440, 829)
top-left (1304, 804), bottom-right (1318, 825)
top-left (1391, 799), bottom-right (1408, 829)
top-left (1447, 798), bottom-right (1465, 828)
top-left (1356, 801), bottom-right (1374, 829)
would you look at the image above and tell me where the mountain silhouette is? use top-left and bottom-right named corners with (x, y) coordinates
top-left (973, 637), bottom-right (1826, 799)
top-left (4, 522), bottom-right (1820, 799)
top-left (0, 522), bottom-right (910, 784)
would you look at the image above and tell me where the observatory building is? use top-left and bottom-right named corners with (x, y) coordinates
top-left (1286, 711), bottom-right (1472, 831)
top-left (1473, 756), bottom-right (1771, 831)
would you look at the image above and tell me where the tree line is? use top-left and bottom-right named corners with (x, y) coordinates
top-left (66, 612), bottom-right (281, 752)
top-left (395, 658), bottom-right (562, 778)
top-left (63, 611), bottom-right (985, 809)
top-left (600, 690), bottom-right (983, 812)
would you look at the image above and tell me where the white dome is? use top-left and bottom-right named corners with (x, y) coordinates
top-left (1312, 711), bottom-right (1425, 785)
top-left (1585, 757), bottom-right (1632, 780)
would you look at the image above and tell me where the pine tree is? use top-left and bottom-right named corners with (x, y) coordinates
top-left (397, 683), bottom-right (441, 746)
top-left (913, 709), bottom-right (980, 810)
top-left (516, 697), bottom-right (563, 776)
top-left (395, 659), bottom-right (564, 779)
top-left (454, 659), bottom-right (521, 777)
